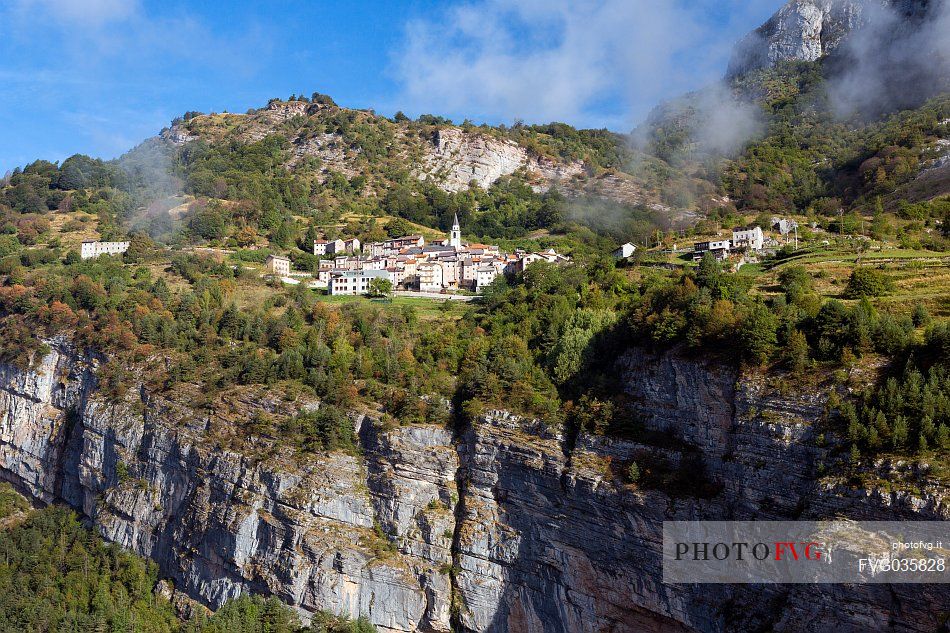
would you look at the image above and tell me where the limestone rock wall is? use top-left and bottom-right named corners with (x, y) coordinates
top-left (418, 127), bottom-right (586, 194)
top-left (0, 340), bottom-right (456, 633)
top-left (728, 0), bottom-right (867, 76)
top-left (726, 0), bottom-right (931, 78)
top-left (450, 351), bottom-right (948, 632)
top-left (1, 340), bottom-right (947, 632)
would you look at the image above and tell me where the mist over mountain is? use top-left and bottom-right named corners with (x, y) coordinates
top-left (729, 0), bottom-right (949, 114)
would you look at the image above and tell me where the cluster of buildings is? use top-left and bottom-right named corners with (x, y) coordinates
top-left (80, 240), bottom-right (130, 259)
top-left (296, 215), bottom-right (570, 295)
top-left (312, 237), bottom-right (361, 255)
top-left (693, 226), bottom-right (764, 262)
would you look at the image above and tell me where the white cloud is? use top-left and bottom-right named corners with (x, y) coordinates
top-left (10, 0), bottom-right (139, 27)
top-left (393, 0), bottom-right (780, 128)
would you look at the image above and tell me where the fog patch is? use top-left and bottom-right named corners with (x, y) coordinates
top-left (825, 0), bottom-right (950, 118)
top-left (564, 196), bottom-right (672, 244)
top-left (113, 137), bottom-right (186, 241)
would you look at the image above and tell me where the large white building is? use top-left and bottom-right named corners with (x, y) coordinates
top-left (732, 226), bottom-right (764, 251)
top-left (418, 262), bottom-right (445, 292)
top-left (328, 269), bottom-right (391, 295)
top-left (80, 240), bottom-right (130, 260)
top-left (266, 254), bottom-right (291, 276)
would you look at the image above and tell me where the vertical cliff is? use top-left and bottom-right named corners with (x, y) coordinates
top-left (0, 340), bottom-right (457, 633)
top-left (449, 350), bottom-right (947, 632)
top-left (0, 340), bottom-right (947, 632)
top-left (726, 0), bottom-right (934, 78)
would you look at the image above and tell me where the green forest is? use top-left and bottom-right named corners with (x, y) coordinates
top-left (0, 484), bottom-right (374, 633)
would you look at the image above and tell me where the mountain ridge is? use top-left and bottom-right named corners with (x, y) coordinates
top-left (157, 98), bottom-right (660, 210)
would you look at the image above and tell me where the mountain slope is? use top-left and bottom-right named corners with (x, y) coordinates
top-left (638, 0), bottom-right (950, 221)
top-left (161, 99), bottom-right (658, 209)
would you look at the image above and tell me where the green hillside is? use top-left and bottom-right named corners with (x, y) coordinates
top-left (0, 55), bottom-right (948, 484)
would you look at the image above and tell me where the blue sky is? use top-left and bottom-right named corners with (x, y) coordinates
top-left (0, 0), bottom-right (782, 173)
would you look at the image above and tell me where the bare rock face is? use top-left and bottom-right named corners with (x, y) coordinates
top-left (0, 340), bottom-right (457, 633)
top-left (2, 341), bottom-right (947, 632)
top-left (726, 0), bottom-right (932, 78)
top-left (0, 344), bottom-right (92, 502)
top-left (418, 128), bottom-right (586, 194)
top-left (728, 0), bottom-right (864, 77)
top-left (451, 351), bottom-right (948, 632)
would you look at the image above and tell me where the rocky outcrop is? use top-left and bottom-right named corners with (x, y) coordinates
top-left (728, 0), bottom-right (860, 77)
top-left (1, 341), bottom-right (947, 632)
top-left (162, 111), bottom-right (612, 201)
top-left (451, 351), bottom-right (948, 632)
top-left (418, 128), bottom-right (586, 194)
top-left (726, 0), bottom-right (931, 78)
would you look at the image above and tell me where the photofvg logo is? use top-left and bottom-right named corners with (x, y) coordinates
top-left (663, 521), bottom-right (949, 584)
top-left (673, 540), bottom-right (826, 563)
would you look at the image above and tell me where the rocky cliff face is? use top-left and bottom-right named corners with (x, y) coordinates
top-left (1, 341), bottom-right (457, 633)
top-left (1, 340), bottom-right (947, 632)
top-left (451, 350), bottom-right (948, 632)
top-left (417, 127), bottom-right (586, 194)
top-left (726, 0), bottom-right (931, 78)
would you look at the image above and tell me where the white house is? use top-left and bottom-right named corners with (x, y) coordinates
top-left (418, 262), bottom-right (444, 292)
top-left (80, 240), bottom-right (130, 260)
top-left (361, 257), bottom-right (387, 271)
top-left (693, 239), bottom-right (731, 262)
top-left (537, 249), bottom-right (571, 265)
top-left (475, 266), bottom-right (499, 292)
top-left (328, 269), bottom-right (391, 295)
top-left (612, 242), bottom-right (637, 260)
top-left (266, 255), bottom-right (291, 276)
top-left (732, 226), bottom-right (764, 251)
top-left (343, 238), bottom-right (361, 253)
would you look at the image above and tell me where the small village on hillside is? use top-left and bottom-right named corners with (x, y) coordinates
top-left (79, 214), bottom-right (572, 297)
top-left (268, 213), bottom-right (571, 295)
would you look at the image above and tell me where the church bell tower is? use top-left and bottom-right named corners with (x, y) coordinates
top-left (449, 213), bottom-right (462, 248)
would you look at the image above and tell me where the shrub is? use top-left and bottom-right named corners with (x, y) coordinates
top-left (625, 461), bottom-right (641, 483)
top-left (912, 303), bottom-right (931, 327)
top-left (845, 267), bottom-right (895, 298)
top-left (281, 405), bottom-right (357, 453)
